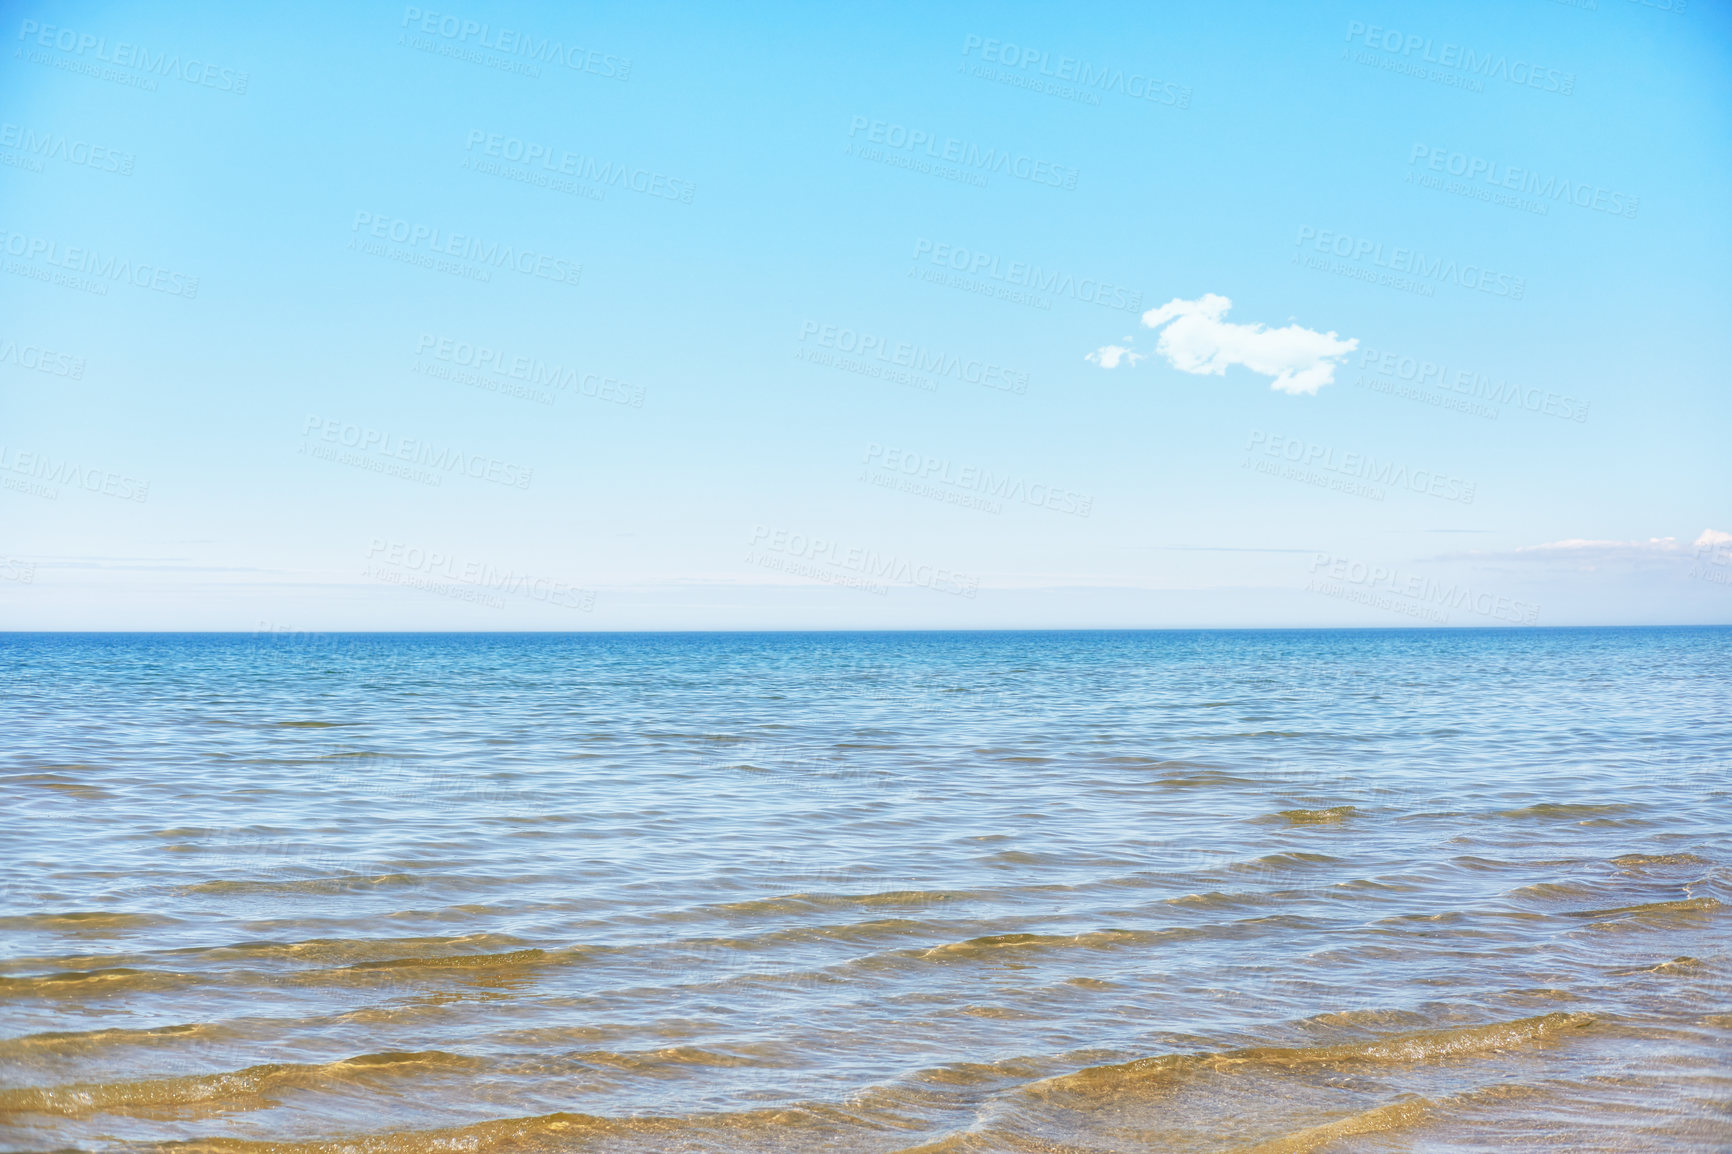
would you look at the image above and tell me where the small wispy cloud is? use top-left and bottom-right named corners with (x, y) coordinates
top-left (1516, 537), bottom-right (1683, 557)
top-left (1086, 293), bottom-right (1357, 395)
top-left (1085, 344), bottom-right (1144, 370)
top-left (1440, 529), bottom-right (1731, 566)
top-left (1517, 531), bottom-right (1732, 557)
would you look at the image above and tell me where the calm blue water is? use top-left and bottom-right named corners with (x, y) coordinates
top-left (1, 629), bottom-right (1728, 1151)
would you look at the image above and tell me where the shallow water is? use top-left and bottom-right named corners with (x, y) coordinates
top-left (1, 629), bottom-right (1727, 1151)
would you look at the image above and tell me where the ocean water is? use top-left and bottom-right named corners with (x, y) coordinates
top-left (1, 629), bottom-right (1727, 1152)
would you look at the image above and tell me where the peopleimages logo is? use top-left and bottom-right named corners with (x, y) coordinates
top-left (16, 19), bottom-right (249, 93)
top-left (400, 7), bottom-right (630, 79)
top-left (1690, 532), bottom-right (1732, 587)
top-left (798, 322), bottom-right (1029, 394)
top-left (747, 525), bottom-right (980, 598)
top-left (1294, 226), bottom-right (1525, 300)
top-left (0, 123), bottom-right (134, 175)
top-left (1408, 145), bottom-right (1638, 219)
top-left (463, 131), bottom-right (694, 204)
top-left (349, 212), bottom-right (582, 287)
top-left (1343, 21), bottom-right (1574, 95)
top-left (1356, 347), bottom-right (1588, 423)
top-left (300, 415), bottom-right (534, 489)
top-left (0, 445), bottom-right (149, 502)
top-left (0, 227), bottom-right (199, 297)
top-left (911, 238), bottom-right (1141, 312)
top-left (862, 443), bottom-right (1092, 517)
top-left (846, 116), bottom-right (1079, 190)
top-left (1308, 553), bottom-right (1540, 625)
top-left (366, 539), bottom-right (596, 611)
top-left (414, 334), bottom-right (645, 407)
top-left (959, 35), bottom-right (1191, 108)
top-left (0, 336), bottom-right (85, 379)
top-left (1245, 430), bottom-right (1476, 504)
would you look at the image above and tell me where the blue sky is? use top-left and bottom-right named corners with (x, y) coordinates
top-left (2, 0), bottom-right (1728, 629)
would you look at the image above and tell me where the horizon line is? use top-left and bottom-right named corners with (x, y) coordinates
top-left (3, 624), bottom-right (1728, 636)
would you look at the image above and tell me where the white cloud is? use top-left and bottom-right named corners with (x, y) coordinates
top-left (1442, 529), bottom-right (1732, 567)
top-left (1516, 537), bottom-right (1681, 557)
top-left (1083, 344), bottom-right (1143, 369)
top-left (1087, 293), bottom-right (1358, 395)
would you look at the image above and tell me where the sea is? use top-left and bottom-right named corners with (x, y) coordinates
top-left (1, 629), bottom-right (1727, 1152)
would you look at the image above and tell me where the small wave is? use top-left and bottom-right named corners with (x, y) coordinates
top-left (34, 780), bottom-right (113, 799)
top-left (1102, 756), bottom-right (1221, 769)
top-left (1158, 772), bottom-right (1263, 789)
top-left (8, 770), bottom-right (115, 800)
top-left (1165, 890), bottom-right (1274, 911)
top-left (313, 947), bottom-right (563, 979)
top-left (1215, 1012), bottom-right (1595, 1068)
top-left (1612, 852), bottom-right (1713, 870)
top-left (0, 1064), bottom-right (287, 1115)
top-left (179, 872), bottom-right (426, 896)
top-left (1611, 955), bottom-right (1705, 976)
top-left (1498, 802), bottom-right (1633, 820)
top-left (979, 850), bottom-right (1066, 866)
top-left (1233, 852), bottom-right (1343, 873)
top-left (1269, 806), bottom-right (1357, 825)
top-left (568, 1045), bottom-right (761, 1073)
top-left (1507, 880), bottom-right (1604, 902)
top-left (712, 888), bottom-right (967, 916)
top-left (0, 1051), bottom-right (480, 1117)
top-left (0, 1021), bottom-right (217, 1057)
top-left (1569, 896), bottom-right (1723, 928)
top-left (1028, 1013), bottom-right (1594, 1102)
top-left (151, 1106), bottom-right (842, 1153)
top-left (1451, 855), bottom-right (1519, 872)
top-left (914, 929), bottom-right (1159, 963)
top-left (194, 933), bottom-right (533, 966)
top-left (0, 910), bottom-right (169, 932)
top-left (1229, 1097), bottom-right (1433, 1153)
top-left (0, 966), bottom-right (189, 1000)
top-left (330, 1050), bottom-right (476, 1069)
top-left (9, 763), bottom-right (108, 775)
